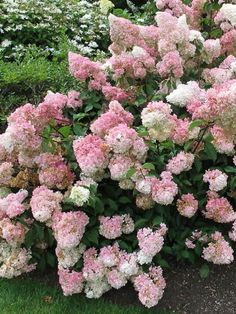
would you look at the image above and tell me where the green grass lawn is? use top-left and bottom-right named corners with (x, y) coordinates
top-left (0, 276), bottom-right (171, 314)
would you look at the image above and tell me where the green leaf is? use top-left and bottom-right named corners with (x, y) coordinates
top-left (189, 119), bottom-right (204, 131)
top-left (58, 125), bottom-right (71, 138)
top-left (152, 216), bottom-right (163, 226)
top-left (85, 104), bottom-right (93, 112)
top-left (157, 258), bottom-right (170, 268)
top-left (135, 218), bottom-right (148, 229)
top-left (119, 196), bottom-right (131, 204)
top-left (25, 228), bottom-right (35, 248)
top-left (143, 163), bottom-right (155, 170)
top-left (94, 198), bottom-right (104, 214)
top-left (37, 256), bottom-right (46, 273)
top-left (224, 166), bottom-right (236, 174)
top-left (162, 246), bottom-right (172, 255)
top-left (194, 157), bottom-right (202, 172)
top-left (73, 124), bottom-right (87, 136)
top-left (44, 229), bottom-right (54, 247)
top-left (46, 252), bottom-right (56, 268)
top-left (181, 250), bottom-right (190, 259)
top-left (126, 167), bottom-right (136, 178)
top-left (35, 224), bottom-right (44, 241)
top-left (118, 240), bottom-right (131, 252)
top-left (73, 113), bottom-right (88, 121)
top-left (85, 229), bottom-right (99, 245)
top-left (204, 142), bottom-right (217, 162)
top-left (199, 264), bottom-right (210, 279)
top-left (106, 199), bottom-right (118, 211)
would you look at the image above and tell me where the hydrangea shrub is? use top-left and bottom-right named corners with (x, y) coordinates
top-left (0, 0), bottom-right (236, 308)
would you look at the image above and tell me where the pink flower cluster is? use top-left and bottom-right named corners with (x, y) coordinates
top-left (36, 153), bottom-right (74, 189)
top-left (137, 224), bottom-right (167, 264)
top-left (185, 230), bottom-right (208, 249)
top-left (202, 231), bottom-right (234, 265)
top-left (0, 162), bottom-right (14, 186)
top-left (203, 169), bottom-right (228, 192)
top-left (134, 266), bottom-right (166, 308)
top-left (141, 101), bottom-right (175, 142)
top-left (52, 211), bottom-right (89, 249)
top-left (0, 190), bottom-right (28, 219)
top-left (30, 186), bottom-right (63, 223)
top-left (203, 192), bottom-right (236, 223)
top-left (166, 151), bottom-right (194, 175)
top-left (58, 238), bottom-right (167, 307)
top-left (177, 194), bottom-right (198, 218)
top-left (151, 171), bottom-right (178, 205)
top-left (73, 135), bottom-right (110, 180)
top-left (90, 100), bottom-right (133, 137)
top-left (99, 214), bottom-right (134, 239)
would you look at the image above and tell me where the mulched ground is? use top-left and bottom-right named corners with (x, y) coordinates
top-left (105, 263), bottom-right (236, 314)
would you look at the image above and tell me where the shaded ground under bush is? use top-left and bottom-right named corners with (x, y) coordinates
top-left (105, 262), bottom-right (236, 314)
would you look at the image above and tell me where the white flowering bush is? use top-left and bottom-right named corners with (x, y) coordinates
top-left (0, 0), bottom-right (110, 60)
top-left (1, 0), bottom-right (236, 309)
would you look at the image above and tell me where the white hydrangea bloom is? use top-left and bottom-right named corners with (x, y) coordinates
top-left (220, 4), bottom-right (236, 27)
top-left (166, 81), bottom-right (202, 107)
top-left (137, 250), bottom-right (153, 265)
top-left (69, 186), bottom-right (90, 207)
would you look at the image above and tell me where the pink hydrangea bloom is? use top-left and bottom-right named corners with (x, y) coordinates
top-left (58, 269), bottom-right (84, 296)
top-left (156, 0), bottom-right (189, 17)
top-left (73, 135), bottom-right (110, 178)
top-left (229, 220), bottom-right (236, 242)
top-left (99, 243), bottom-right (121, 267)
top-left (102, 84), bottom-right (128, 102)
top-left (118, 252), bottom-right (139, 276)
top-left (107, 269), bottom-right (127, 289)
top-left (108, 155), bottom-right (133, 181)
top-left (109, 47), bottom-right (155, 80)
top-left (0, 162), bottom-right (14, 186)
top-left (211, 125), bottom-right (235, 155)
top-left (157, 51), bottom-right (184, 78)
top-left (67, 91), bottom-right (83, 108)
top-left (83, 248), bottom-right (105, 281)
top-left (68, 52), bottom-right (106, 90)
top-left (202, 231), bottom-right (234, 265)
top-left (0, 245), bottom-right (36, 278)
top-left (0, 218), bottom-right (26, 245)
top-left (137, 224), bottom-right (167, 264)
top-left (105, 124), bottom-right (138, 154)
top-left (134, 266), bottom-right (166, 308)
top-left (52, 211), bottom-right (89, 249)
top-left (90, 100), bottom-right (133, 137)
top-left (177, 194), bottom-right (198, 218)
top-left (99, 215), bottom-right (123, 239)
top-left (151, 171), bottom-right (178, 205)
top-left (30, 186), bottom-right (63, 222)
top-left (220, 30), bottom-right (236, 55)
top-left (203, 169), bottom-right (228, 191)
top-left (203, 39), bottom-right (221, 63)
top-left (98, 214), bottom-right (131, 241)
top-left (108, 14), bottom-right (141, 53)
top-left (36, 153), bottom-right (74, 190)
top-left (166, 152), bottom-right (194, 175)
top-left (203, 192), bottom-right (236, 223)
top-left (141, 101), bottom-right (174, 142)
top-left (0, 190), bottom-right (28, 219)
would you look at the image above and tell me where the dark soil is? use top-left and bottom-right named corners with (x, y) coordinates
top-left (105, 263), bottom-right (236, 314)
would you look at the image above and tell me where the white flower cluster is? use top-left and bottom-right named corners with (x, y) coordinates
top-left (166, 81), bottom-right (203, 107)
top-left (0, 0), bottom-right (110, 59)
